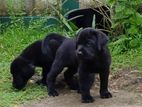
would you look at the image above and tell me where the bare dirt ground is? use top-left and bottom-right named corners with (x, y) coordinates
top-left (21, 69), bottom-right (142, 107)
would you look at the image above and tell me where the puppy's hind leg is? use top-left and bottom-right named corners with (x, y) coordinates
top-left (64, 67), bottom-right (78, 90)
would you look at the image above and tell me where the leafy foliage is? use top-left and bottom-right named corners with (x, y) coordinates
top-left (107, 0), bottom-right (142, 53)
top-left (46, 0), bottom-right (80, 35)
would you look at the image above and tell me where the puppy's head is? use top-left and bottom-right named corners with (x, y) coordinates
top-left (76, 28), bottom-right (108, 60)
top-left (10, 57), bottom-right (35, 90)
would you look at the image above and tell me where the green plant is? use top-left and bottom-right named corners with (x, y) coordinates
top-left (110, 44), bottom-right (142, 73)
top-left (47, 0), bottom-right (80, 35)
top-left (107, 0), bottom-right (142, 53)
top-left (5, 0), bottom-right (25, 16)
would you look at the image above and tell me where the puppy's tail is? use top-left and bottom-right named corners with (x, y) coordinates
top-left (41, 33), bottom-right (66, 59)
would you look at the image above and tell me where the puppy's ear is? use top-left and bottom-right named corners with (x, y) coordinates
top-left (97, 33), bottom-right (109, 51)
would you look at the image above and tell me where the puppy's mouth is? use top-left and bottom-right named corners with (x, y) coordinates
top-left (76, 49), bottom-right (95, 60)
top-left (12, 79), bottom-right (28, 90)
top-left (76, 50), bottom-right (84, 59)
top-left (13, 83), bottom-right (26, 90)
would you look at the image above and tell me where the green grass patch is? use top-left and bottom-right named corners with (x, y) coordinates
top-left (110, 44), bottom-right (142, 73)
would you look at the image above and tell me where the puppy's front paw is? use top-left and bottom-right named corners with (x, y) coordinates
top-left (100, 91), bottom-right (112, 98)
top-left (82, 95), bottom-right (94, 103)
top-left (48, 90), bottom-right (59, 97)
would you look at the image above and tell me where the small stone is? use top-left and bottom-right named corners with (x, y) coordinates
top-left (28, 80), bottom-right (34, 84)
top-left (13, 104), bottom-right (18, 107)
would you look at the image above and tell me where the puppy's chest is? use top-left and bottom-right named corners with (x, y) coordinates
top-left (87, 61), bottom-right (104, 73)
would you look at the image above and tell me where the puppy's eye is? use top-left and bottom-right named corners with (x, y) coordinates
top-left (86, 44), bottom-right (91, 47)
top-left (86, 42), bottom-right (92, 47)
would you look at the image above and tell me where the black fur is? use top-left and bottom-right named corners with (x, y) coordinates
top-left (68, 6), bottom-right (111, 35)
top-left (47, 38), bottom-right (78, 96)
top-left (46, 28), bottom-right (112, 102)
top-left (76, 28), bottom-right (112, 103)
top-left (10, 33), bottom-right (65, 90)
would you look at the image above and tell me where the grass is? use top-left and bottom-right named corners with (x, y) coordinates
top-left (0, 20), bottom-right (142, 106)
top-left (111, 47), bottom-right (142, 73)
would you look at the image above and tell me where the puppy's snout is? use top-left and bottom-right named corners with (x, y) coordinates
top-left (13, 83), bottom-right (22, 90)
top-left (77, 51), bottom-right (83, 56)
top-left (76, 46), bottom-right (84, 57)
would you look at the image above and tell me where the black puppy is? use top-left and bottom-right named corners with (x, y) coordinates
top-left (76, 28), bottom-right (112, 103)
top-left (68, 6), bottom-right (111, 35)
top-left (10, 33), bottom-right (65, 90)
top-left (47, 38), bottom-right (78, 96)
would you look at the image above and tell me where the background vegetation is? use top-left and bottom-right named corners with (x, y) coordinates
top-left (0, 0), bottom-right (142, 106)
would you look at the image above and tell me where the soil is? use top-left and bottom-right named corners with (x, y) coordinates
top-left (21, 69), bottom-right (142, 107)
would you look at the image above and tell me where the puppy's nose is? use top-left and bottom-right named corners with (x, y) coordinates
top-left (77, 51), bottom-right (83, 55)
top-left (76, 51), bottom-right (84, 58)
top-left (76, 45), bottom-right (84, 57)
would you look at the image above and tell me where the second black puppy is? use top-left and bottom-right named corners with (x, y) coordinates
top-left (47, 38), bottom-right (78, 96)
top-left (76, 28), bottom-right (112, 103)
top-left (10, 33), bottom-right (65, 90)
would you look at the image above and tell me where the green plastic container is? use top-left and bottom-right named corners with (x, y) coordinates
top-left (0, 0), bottom-right (79, 29)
